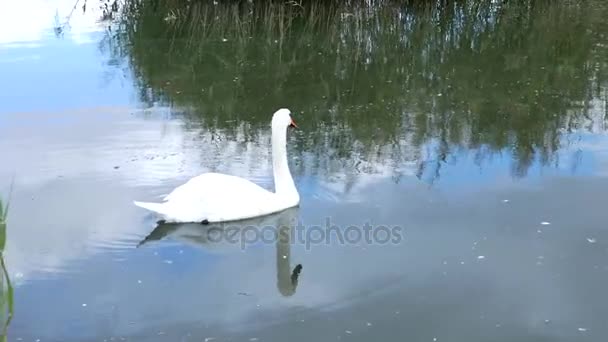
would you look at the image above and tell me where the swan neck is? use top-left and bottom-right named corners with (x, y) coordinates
top-left (272, 127), bottom-right (297, 198)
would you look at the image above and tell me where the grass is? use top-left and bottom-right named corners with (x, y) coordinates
top-left (0, 190), bottom-right (14, 342)
top-left (0, 199), bottom-right (9, 251)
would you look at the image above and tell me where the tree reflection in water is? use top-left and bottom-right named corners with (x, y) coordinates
top-left (99, 0), bottom-right (608, 184)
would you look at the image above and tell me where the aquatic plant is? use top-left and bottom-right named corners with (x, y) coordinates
top-left (0, 194), bottom-right (14, 342)
top-left (0, 199), bottom-right (6, 250)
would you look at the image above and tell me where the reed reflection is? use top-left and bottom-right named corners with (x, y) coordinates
top-left (102, 0), bottom-right (608, 184)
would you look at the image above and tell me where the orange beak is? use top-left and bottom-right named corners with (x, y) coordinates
top-left (290, 118), bottom-right (298, 128)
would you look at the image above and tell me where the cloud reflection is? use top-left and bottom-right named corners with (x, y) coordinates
top-left (0, 0), bottom-right (106, 47)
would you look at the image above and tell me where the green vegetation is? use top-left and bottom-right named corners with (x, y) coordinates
top-left (0, 199), bottom-right (7, 250)
top-left (100, 0), bottom-right (608, 181)
top-left (0, 193), bottom-right (13, 342)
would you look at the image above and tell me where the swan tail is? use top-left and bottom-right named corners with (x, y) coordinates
top-left (133, 200), bottom-right (168, 215)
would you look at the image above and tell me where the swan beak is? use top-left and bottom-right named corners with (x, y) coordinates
top-left (290, 119), bottom-right (298, 128)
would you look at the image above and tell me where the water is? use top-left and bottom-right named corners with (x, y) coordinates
top-left (1, 0), bottom-right (608, 341)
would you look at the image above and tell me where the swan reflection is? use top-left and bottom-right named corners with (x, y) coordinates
top-left (138, 207), bottom-right (302, 296)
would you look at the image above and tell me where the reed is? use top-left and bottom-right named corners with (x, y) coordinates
top-left (0, 199), bottom-right (6, 250)
top-left (0, 184), bottom-right (14, 342)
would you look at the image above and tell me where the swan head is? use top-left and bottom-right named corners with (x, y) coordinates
top-left (272, 108), bottom-right (298, 130)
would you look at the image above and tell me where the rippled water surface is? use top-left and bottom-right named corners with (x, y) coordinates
top-left (1, 0), bottom-right (608, 341)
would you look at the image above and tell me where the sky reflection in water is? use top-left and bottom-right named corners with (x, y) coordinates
top-left (0, 1), bottom-right (608, 341)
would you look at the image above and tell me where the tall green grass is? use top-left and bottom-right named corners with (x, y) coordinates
top-left (0, 194), bottom-right (14, 342)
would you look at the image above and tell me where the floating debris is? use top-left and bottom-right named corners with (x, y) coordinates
top-left (477, 255), bottom-right (485, 260)
top-left (587, 237), bottom-right (597, 243)
top-left (366, 322), bottom-right (372, 327)
top-left (82, 303), bottom-right (87, 307)
top-left (163, 259), bottom-right (173, 264)
top-left (137, 280), bottom-right (142, 284)
top-left (249, 338), bottom-right (259, 341)
top-left (204, 338), bottom-right (216, 342)
top-left (540, 221), bottom-right (551, 225)
top-left (502, 199), bottom-right (509, 203)
top-left (578, 328), bottom-right (587, 332)
top-left (345, 330), bottom-right (352, 334)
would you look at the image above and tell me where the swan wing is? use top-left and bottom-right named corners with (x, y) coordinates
top-left (160, 173), bottom-right (280, 222)
top-left (163, 172), bottom-right (270, 201)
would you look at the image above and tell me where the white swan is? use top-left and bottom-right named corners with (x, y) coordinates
top-left (133, 108), bottom-right (300, 223)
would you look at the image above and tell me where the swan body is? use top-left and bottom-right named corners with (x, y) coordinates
top-left (134, 172), bottom-right (296, 223)
top-left (133, 108), bottom-right (300, 223)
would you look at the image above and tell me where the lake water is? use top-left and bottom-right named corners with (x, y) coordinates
top-left (1, 0), bottom-right (608, 341)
